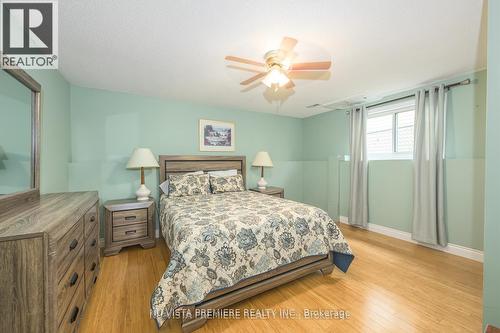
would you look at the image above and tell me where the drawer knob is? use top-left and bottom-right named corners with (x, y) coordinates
top-left (90, 216), bottom-right (96, 222)
top-left (69, 272), bottom-right (79, 286)
top-left (91, 239), bottom-right (97, 247)
top-left (69, 306), bottom-right (80, 323)
top-left (124, 215), bottom-right (136, 220)
top-left (125, 230), bottom-right (137, 235)
top-left (90, 262), bottom-right (96, 271)
top-left (69, 239), bottom-right (78, 251)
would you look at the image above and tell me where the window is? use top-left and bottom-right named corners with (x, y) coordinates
top-left (366, 98), bottom-right (415, 160)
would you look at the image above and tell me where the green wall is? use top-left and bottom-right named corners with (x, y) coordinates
top-left (68, 86), bottom-right (304, 226)
top-left (28, 70), bottom-right (72, 194)
top-left (302, 70), bottom-right (486, 250)
top-left (0, 70), bottom-right (32, 194)
top-left (483, 1), bottom-right (500, 327)
top-left (5, 67), bottom-right (484, 253)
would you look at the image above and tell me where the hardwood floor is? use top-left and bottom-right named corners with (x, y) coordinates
top-left (79, 224), bottom-right (483, 333)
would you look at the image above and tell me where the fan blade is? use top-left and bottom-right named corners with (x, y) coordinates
top-left (285, 80), bottom-right (295, 89)
top-left (240, 72), bottom-right (267, 85)
top-left (225, 56), bottom-right (265, 67)
top-left (241, 81), bottom-right (262, 92)
top-left (290, 61), bottom-right (331, 70)
top-left (280, 37), bottom-right (298, 53)
top-left (288, 70), bottom-right (331, 80)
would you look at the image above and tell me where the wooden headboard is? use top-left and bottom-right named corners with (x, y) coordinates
top-left (159, 155), bottom-right (247, 187)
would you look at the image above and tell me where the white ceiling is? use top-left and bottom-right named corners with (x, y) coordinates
top-left (59, 0), bottom-right (487, 118)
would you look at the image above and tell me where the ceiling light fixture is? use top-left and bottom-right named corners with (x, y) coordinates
top-left (262, 65), bottom-right (290, 88)
top-left (225, 37), bottom-right (332, 92)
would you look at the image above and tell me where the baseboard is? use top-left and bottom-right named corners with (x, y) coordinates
top-left (338, 216), bottom-right (484, 262)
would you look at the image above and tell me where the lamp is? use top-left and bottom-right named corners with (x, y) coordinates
top-left (252, 151), bottom-right (273, 189)
top-left (262, 65), bottom-right (290, 88)
top-left (127, 148), bottom-right (159, 201)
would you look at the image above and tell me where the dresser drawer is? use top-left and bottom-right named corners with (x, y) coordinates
top-left (58, 280), bottom-right (85, 333)
top-left (85, 222), bottom-right (99, 253)
top-left (85, 260), bottom-right (100, 297)
top-left (57, 246), bottom-right (84, 326)
top-left (57, 218), bottom-right (84, 282)
top-left (84, 204), bottom-right (98, 238)
top-left (112, 223), bottom-right (148, 242)
top-left (112, 209), bottom-right (147, 227)
top-left (85, 248), bottom-right (99, 275)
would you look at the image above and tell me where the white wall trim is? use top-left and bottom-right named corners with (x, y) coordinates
top-left (338, 216), bottom-right (483, 262)
top-left (339, 215), bottom-right (349, 224)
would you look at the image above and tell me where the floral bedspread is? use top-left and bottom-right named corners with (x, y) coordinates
top-left (151, 191), bottom-right (354, 327)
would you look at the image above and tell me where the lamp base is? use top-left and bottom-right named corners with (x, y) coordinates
top-left (136, 184), bottom-right (151, 201)
top-left (257, 177), bottom-right (268, 190)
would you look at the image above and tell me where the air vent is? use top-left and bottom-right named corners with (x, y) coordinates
top-left (306, 103), bottom-right (321, 108)
top-left (307, 96), bottom-right (373, 111)
top-left (323, 96), bottom-right (368, 110)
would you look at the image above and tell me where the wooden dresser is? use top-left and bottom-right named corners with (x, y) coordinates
top-left (0, 191), bottom-right (100, 333)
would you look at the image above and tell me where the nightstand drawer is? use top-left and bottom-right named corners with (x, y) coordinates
top-left (112, 223), bottom-right (148, 242)
top-left (249, 186), bottom-right (284, 198)
top-left (113, 209), bottom-right (147, 226)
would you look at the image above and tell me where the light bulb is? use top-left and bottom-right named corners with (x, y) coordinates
top-left (262, 66), bottom-right (290, 88)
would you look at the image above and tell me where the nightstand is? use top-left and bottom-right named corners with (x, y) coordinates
top-left (249, 186), bottom-right (284, 198)
top-left (104, 198), bottom-right (155, 256)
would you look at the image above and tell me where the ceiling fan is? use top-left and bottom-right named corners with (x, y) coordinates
top-left (225, 37), bottom-right (331, 90)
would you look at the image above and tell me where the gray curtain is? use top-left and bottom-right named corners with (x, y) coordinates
top-left (412, 85), bottom-right (447, 246)
top-left (349, 106), bottom-right (368, 228)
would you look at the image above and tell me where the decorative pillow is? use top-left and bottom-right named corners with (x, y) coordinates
top-left (159, 171), bottom-right (203, 195)
top-left (210, 174), bottom-right (245, 194)
top-left (207, 169), bottom-right (238, 177)
top-left (168, 173), bottom-right (210, 197)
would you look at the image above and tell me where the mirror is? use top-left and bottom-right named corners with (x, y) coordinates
top-left (0, 70), bottom-right (33, 194)
top-left (0, 68), bottom-right (41, 210)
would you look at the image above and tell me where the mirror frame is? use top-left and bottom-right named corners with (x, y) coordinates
top-left (0, 68), bottom-right (41, 212)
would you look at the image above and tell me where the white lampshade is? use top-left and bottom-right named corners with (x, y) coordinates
top-left (252, 151), bottom-right (274, 167)
top-left (126, 148), bottom-right (159, 169)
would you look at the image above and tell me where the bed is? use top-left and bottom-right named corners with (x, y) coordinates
top-left (150, 155), bottom-right (354, 332)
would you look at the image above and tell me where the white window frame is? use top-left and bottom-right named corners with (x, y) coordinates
top-left (367, 98), bottom-right (415, 161)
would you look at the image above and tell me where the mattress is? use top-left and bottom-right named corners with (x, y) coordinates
top-left (151, 190), bottom-right (354, 327)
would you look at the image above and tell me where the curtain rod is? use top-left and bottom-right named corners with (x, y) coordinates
top-left (353, 78), bottom-right (471, 111)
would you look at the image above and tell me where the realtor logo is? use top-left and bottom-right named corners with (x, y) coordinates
top-left (1, 0), bottom-right (58, 68)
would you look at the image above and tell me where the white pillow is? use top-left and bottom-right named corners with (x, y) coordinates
top-left (207, 169), bottom-right (238, 177)
top-left (159, 171), bottom-right (203, 195)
